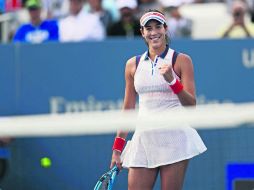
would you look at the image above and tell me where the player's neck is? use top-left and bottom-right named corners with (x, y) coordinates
top-left (149, 44), bottom-right (167, 61)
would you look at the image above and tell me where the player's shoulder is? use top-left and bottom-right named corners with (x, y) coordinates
top-left (126, 55), bottom-right (140, 67)
top-left (174, 52), bottom-right (193, 73)
top-left (177, 52), bottom-right (191, 60)
top-left (176, 52), bottom-right (193, 64)
top-left (125, 55), bottom-right (142, 76)
top-left (125, 56), bottom-right (136, 69)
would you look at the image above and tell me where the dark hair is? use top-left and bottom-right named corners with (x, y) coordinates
top-left (140, 9), bottom-right (170, 45)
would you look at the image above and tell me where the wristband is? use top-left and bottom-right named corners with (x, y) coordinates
top-left (169, 79), bottom-right (183, 94)
top-left (112, 137), bottom-right (126, 153)
top-left (167, 78), bottom-right (177, 86)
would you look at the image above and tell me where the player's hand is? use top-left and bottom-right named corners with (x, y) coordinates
top-left (110, 150), bottom-right (122, 170)
top-left (159, 64), bottom-right (175, 83)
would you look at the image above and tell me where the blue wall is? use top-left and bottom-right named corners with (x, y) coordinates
top-left (0, 39), bottom-right (254, 190)
top-left (1, 39), bottom-right (254, 116)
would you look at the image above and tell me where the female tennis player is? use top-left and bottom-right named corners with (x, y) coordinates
top-left (110, 9), bottom-right (207, 190)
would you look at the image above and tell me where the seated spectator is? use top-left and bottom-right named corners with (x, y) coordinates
top-left (59, 0), bottom-right (105, 42)
top-left (219, 0), bottom-right (254, 38)
top-left (13, 0), bottom-right (59, 43)
top-left (107, 0), bottom-right (141, 38)
top-left (87, 0), bottom-right (113, 30)
top-left (164, 6), bottom-right (192, 39)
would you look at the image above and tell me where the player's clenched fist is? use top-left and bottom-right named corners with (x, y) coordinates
top-left (159, 64), bottom-right (175, 83)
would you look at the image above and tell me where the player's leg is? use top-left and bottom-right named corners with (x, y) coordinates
top-left (160, 159), bottom-right (189, 190)
top-left (128, 167), bottom-right (159, 190)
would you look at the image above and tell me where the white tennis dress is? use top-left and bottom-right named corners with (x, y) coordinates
top-left (121, 47), bottom-right (207, 168)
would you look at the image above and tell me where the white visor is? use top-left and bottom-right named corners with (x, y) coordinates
top-left (140, 12), bottom-right (166, 27)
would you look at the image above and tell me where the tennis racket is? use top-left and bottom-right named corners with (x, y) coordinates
top-left (94, 165), bottom-right (119, 190)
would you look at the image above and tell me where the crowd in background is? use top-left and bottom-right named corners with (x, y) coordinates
top-left (0, 0), bottom-right (254, 43)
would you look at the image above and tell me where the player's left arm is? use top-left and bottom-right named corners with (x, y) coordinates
top-left (176, 53), bottom-right (196, 106)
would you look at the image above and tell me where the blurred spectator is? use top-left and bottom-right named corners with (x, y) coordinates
top-left (41, 0), bottom-right (69, 19)
top-left (107, 0), bottom-right (141, 38)
top-left (13, 0), bottom-right (59, 43)
top-left (219, 0), bottom-right (254, 38)
top-left (164, 6), bottom-right (192, 38)
top-left (87, 0), bottom-right (113, 29)
top-left (59, 0), bottom-right (105, 42)
top-left (136, 0), bottom-right (161, 19)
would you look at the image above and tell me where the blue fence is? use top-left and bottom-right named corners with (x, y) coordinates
top-left (0, 39), bottom-right (254, 190)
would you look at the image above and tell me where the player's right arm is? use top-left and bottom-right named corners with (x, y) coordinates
top-left (111, 56), bottom-right (137, 169)
top-left (118, 56), bottom-right (137, 138)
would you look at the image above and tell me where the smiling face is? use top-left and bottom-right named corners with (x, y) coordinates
top-left (141, 20), bottom-right (167, 49)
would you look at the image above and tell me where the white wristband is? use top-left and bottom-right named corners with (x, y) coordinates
top-left (167, 78), bottom-right (176, 86)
